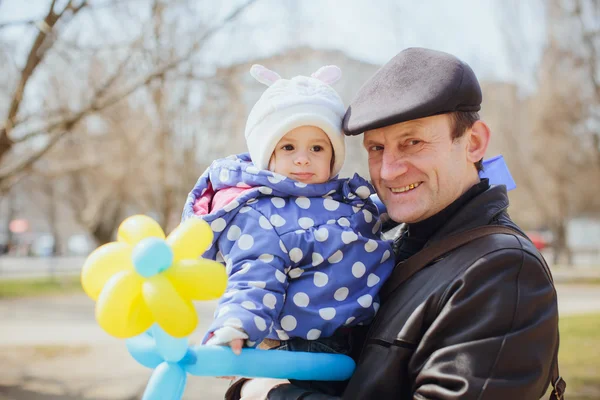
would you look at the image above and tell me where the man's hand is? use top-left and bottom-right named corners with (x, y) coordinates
top-left (240, 378), bottom-right (290, 400)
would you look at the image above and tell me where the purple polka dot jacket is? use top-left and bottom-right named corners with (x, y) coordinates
top-left (182, 153), bottom-right (395, 345)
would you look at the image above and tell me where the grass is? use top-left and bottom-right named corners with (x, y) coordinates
top-left (0, 276), bottom-right (83, 298)
top-left (549, 313), bottom-right (600, 399)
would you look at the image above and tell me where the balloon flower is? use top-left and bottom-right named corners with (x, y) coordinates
top-left (81, 215), bottom-right (226, 338)
top-left (81, 215), bottom-right (355, 400)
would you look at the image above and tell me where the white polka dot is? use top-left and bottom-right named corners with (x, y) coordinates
top-left (210, 218), bottom-right (226, 232)
top-left (242, 301), bottom-right (256, 310)
top-left (259, 216), bottom-right (273, 230)
top-left (357, 294), bottom-right (373, 308)
top-left (247, 198), bottom-right (258, 205)
top-left (323, 198), bottom-right (340, 211)
top-left (223, 289), bottom-right (239, 298)
top-left (263, 293), bottom-right (277, 309)
top-left (223, 200), bottom-right (239, 212)
top-left (319, 307), bottom-right (336, 320)
top-left (246, 340), bottom-right (256, 347)
top-left (249, 281), bottom-right (266, 289)
top-left (271, 197), bottom-right (285, 208)
top-left (352, 206), bottom-right (361, 213)
top-left (372, 220), bottom-right (382, 234)
top-left (270, 215), bottom-right (286, 227)
top-left (307, 329), bottom-right (322, 340)
top-left (238, 234), bottom-right (254, 250)
top-left (224, 318), bottom-right (244, 329)
top-left (352, 262), bottom-right (366, 278)
top-left (374, 302), bottom-right (380, 313)
top-left (313, 272), bottom-right (328, 287)
top-left (259, 187), bottom-right (273, 195)
top-left (238, 263), bottom-right (251, 274)
top-left (268, 174), bottom-right (285, 184)
top-left (365, 239), bottom-right (378, 252)
top-left (314, 228), bottom-right (329, 242)
top-left (381, 250), bottom-right (391, 263)
top-left (367, 273), bottom-right (381, 287)
top-left (294, 229), bottom-right (304, 234)
top-left (298, 217), bottom-right (314, 229)
top-left (259, 254), bottom-right (274, 263)
top-left (254, 316), bottom-right (267, 331)
top-left (289, 248), bottom-right (303, 263)
top-left (294, 182), bottom-right (307, 188)
top-left (295, 197), bottom-right (311, 209)
top-left (225, 259), bottom-right (233, 275)
top-left (246, 166), bottom-right (260, 174)
top-left (338, 218), bottom-right (350, 227)
top-left (327, 219), bottom-right (336, 224)
top-left (236, 182), bottom-right (249, 188)
top-left (341, 231), bottom-right (358, 244)
top-left (334, 287), bottom-right (349, 301)
top-left (279, 240), bottom-right (287, 253)
top-left (344, 317), bottom-right (355, 325)
top-left (356, 186), bottom-right (371, 199)
top-left (239, 206), bottom-right (252, 213)
top-left (216, 305), bottom-right (231, 318)
top-left (276, 330), bottom-right (290, 340)
top-left (281, 315), bottom-right (297, 331)
top-left (328, 250), bottom-right (344, 264)
top-left (362, 209), bottom-right (373, 223)
top-left (293, 292), bottom-right (310, 307)
top-left (219, 169), bottom-right (230, 182)
top-left (347, 193), bottom-right (356, 199)
top-left (312, 252), bottom-right (324, 266)
top-left (227, 225), bottom-right (241, 241)
top-left (216, 251), bottom-right (224, 263)
top-left (289, 268), bottom-right (304, 279)
top-left (275, 269), bottom-right (286, 283)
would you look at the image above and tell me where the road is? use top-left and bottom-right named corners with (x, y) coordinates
top-left (0, 284), bottom-right (599, 400)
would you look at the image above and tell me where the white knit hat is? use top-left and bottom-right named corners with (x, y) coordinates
top-left (245, 64), bottom-right (346, 178)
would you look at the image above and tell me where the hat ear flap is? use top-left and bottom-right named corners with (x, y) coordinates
top-left (250, 64), bottom-right (282, 87)
top-left (311, 65), bottom-right (342, 85)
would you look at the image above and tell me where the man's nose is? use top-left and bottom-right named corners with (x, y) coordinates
top-left (380, 150), bottom-right (408, 181)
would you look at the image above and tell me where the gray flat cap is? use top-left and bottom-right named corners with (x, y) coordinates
top-left (343, 47), bottom-right (482, 135)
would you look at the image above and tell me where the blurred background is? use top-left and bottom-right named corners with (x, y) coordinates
top-left (0, 0), bottom-right (599, 399)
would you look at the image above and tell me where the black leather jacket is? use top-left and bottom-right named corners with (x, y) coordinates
top-left (230, 185), bottom-right (560, 400)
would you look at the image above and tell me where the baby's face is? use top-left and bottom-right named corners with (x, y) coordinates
top-left (271, 126), bottom-right (333, 184)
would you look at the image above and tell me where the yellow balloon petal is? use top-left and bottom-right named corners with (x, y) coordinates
top-left (164, 259), bottom-right (227, 300)
top-left (96, 271), bottom-right (153, 338)
top-left (117, 215), bottom-right (165, 245)
top-left (142, 275), bottom-right (198, 338)
top-left (166, 218), bottom-right (213, 263)
top-left (81, 242), bottom-right (133, 301)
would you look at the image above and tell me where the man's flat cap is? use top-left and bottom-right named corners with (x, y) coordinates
top-left (343, 47), bottom-right (482, 135)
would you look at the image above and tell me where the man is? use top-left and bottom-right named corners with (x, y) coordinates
top-left (228, 47), bottom-right (561, 399)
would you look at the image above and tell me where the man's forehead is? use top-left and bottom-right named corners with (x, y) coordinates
top-left (363, 115), bottom-right (449, 140)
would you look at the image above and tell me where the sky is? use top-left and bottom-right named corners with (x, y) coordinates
top-left (0, 0), bottom-right (546, 90)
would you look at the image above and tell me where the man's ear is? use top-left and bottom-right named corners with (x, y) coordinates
top-left (466, 120), bottom-right (490, 163)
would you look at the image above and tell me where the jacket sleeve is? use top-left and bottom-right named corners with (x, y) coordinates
top-left (410, 247), bottom-right (559, 399)
top-left (207, 208), bottom-right (290, 345)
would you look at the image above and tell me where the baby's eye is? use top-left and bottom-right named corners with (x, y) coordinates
top-left (281, 144), bottom-right (294, 151)
top-left (311, 145), bottom-right (323, 152)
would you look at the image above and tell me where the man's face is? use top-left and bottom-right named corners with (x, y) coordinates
top-left (363, 114), bottom-right (480, 224)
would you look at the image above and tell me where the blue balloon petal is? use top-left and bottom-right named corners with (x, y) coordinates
top-left (142, 362), bottom-right (187, 400)
top-left (126, 332), bottom-right (163, 369)
top-left (185, 346), bottom-right (355, 381)
top-left (152, 325), bottom-right (189, 363)
top-left (132, 237), bottom-right (173, 278)
top-left (480, 155), bottom-right (516, 191)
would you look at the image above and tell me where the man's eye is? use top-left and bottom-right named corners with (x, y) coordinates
top-left (282, 144), bottom-right (294, 151)
top-left (370, 145), bottom-right (383, 151)
top-left (407, 140), bottom-right (421, 146)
